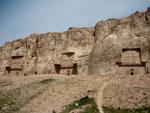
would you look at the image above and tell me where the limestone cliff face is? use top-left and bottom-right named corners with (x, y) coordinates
top-left (0, 27), bottom-right (94, 76)
top-left (89, 8), bottom-right (150, 76)
top-left (0, 7), bottom-right (150, 76)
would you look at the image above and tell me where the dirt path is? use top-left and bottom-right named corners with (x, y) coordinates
top-left (96, 82), bottom-right (108, 113)
top-left (96, 78), bottom-right (149, 113)
top-left (96, 78), bottom-right (130, 113)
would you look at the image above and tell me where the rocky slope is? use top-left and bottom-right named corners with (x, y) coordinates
top-left (0, 7), bottom-right (150, 113)
top-left (0, 74), bottom-right (150, 113)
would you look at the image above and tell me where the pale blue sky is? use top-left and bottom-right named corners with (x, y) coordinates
top-left (0, 0), bottom-right (150, 45)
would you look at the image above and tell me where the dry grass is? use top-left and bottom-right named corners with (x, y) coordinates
top-left (0, 78), bottom-right (55, 113)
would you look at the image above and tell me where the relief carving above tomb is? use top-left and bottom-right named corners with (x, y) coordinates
top-left (117, 48), bottom-right (146, 75)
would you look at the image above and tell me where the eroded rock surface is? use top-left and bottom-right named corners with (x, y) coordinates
top-left (0, 28), bottom-right (95, 76)
top-left (1, 8), bottom-right (150, 77)
top-left (0, 8), bottom-right (150, 112)
top-left (89, 8), bottom-right (150, 76)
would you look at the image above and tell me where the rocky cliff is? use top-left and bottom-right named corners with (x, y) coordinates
top-left (0, 7), bottom-right (150, 113)
top-left (0, 27), bottom-right (95, 76)
top-left (0, 7), bottom-right (150, 76)
top-left (89, 7), bottom-right (150, 76)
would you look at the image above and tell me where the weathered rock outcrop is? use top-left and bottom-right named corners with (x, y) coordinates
top-left (0, 7), bottom-right (150, 76)
top-left (0, 27), bottom-right (95, 76)
top-left (0, 8), bottom-right (150, 112)
top-left (89, 7), bottom-right (150, 76)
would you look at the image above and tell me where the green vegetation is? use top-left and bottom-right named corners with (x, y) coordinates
top-left (103, 106), bottom-right (150, 113)
top-left (1, 77), bottom-right (150, 113)
top-left (38, 78), bottom-right (55, 84)
top-left (0, 78), bottom-right (55, 113)
top-left (61, 96), bottom-right (99, 113)
top-left (61, 96), bottom-right (150, 113)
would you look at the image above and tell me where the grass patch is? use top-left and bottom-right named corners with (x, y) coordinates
top-left (0, 88), bottom-right (25, 113)
top-left (61, 96), bottom-right (99, 113)
top-left (38, 78), bottom-right (55, 84)
top-left (61, 96), bottom-right (150, 113)
top-left (103, 106), bottom-right (150, 113)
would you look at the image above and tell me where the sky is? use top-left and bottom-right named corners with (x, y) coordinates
top-left (0, 0), bottom-right (150, 45)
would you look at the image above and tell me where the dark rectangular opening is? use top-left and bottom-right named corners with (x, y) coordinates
top-left (54, 64), bottom-right (61, 74)
top-left (61, 67), bottom-right (73, 69)
top-left (122, 48), bottom-right (140, 52)
top-left (5, 66), bottom-right (11, 73)
top-left (62, 52), bottom-right (75, 57)
top-left (72, 63), bottom-right (78, 74)
top-left (118, 63), bottom-right (145, 67)
top-left (11, 56), bottom-right (23, 59)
